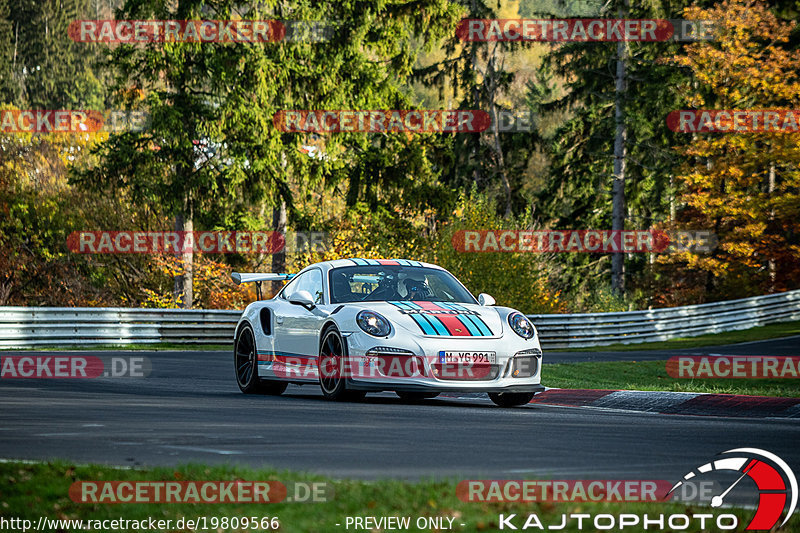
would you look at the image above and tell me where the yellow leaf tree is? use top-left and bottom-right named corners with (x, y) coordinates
top-left (664, 0), bottom-right (800, 297)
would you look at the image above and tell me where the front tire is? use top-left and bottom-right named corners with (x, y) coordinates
top-left (488, 391), bottom-right (535, 407)
top-left (235, 324), bottom-right (288, 395)
top-left (318, 327), bottom-right (365, 401)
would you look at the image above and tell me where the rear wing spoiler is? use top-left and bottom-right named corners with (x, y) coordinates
top-left (231, 272), bottom-right (295, 299)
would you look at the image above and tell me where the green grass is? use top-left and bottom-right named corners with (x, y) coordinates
top-left (545, 360), bottom-right (800, 397)
top-left (565, 320), bottom-right (800, 352)
top-left (1, 461), bottom-right (788, 533)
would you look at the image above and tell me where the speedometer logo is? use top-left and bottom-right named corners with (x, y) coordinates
top-left (668, 448), bottom-right (797, 530)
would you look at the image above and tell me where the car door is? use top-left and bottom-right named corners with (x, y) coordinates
top-left (273, 268), bottom-right (327, 379)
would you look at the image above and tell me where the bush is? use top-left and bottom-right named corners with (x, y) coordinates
top-left (421, 191), bottom-right (567, 314)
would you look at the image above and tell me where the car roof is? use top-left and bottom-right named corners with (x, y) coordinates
top-left (300, 258), bottom-right (446, 274)
top-left (281, 258), bottom-right (472, 305)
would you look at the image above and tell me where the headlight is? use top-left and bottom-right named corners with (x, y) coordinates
top-left (508, 312), bottom-right (535, 339)
top-left (356, 310), bottom-right (391, 337)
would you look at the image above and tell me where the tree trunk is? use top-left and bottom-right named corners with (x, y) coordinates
top-left (173, 198), bottom-right (193, 309)
top-left (611, 3), bottom-right (629, 297)
top-left (271, 200), bottom-right (287, 296)
top-left (487, 46), bottom-right (512, 217)
top-left (768, 163), bottom-right (776, 292)
top-left (469, 0), bottom-right (481, 188)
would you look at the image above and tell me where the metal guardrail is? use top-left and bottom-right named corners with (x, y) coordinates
top-left (529, 289), bottom-right (800, 348)
top-left (0, 308), bottom-right (240, 348)
top-left (0, 289), bottom-right (798, 349)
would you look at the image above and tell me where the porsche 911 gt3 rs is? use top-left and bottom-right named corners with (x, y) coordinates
top-left (231, 258), bottom-right (544, 407)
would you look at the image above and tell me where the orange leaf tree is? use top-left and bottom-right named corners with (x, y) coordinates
top-left (664, 0), bottom-right (800, 296)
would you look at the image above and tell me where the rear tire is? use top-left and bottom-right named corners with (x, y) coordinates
top-left (396, 392), bottom-right (440, 401)
top-left (235, 324), bottom-right (288, 395)
top-left (318, 327), bottom-right (365, 401)
top-left (488, 391), bottom-right (535, 407)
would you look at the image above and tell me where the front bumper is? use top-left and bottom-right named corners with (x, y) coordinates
top-left (347, 380), bottom-right (545, 394)
top-left (343, 330), bottom-right (543, 393)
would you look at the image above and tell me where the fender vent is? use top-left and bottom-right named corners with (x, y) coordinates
top-left (259, 309), bottom-right (271, 335)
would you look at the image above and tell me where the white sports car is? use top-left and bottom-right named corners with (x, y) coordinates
top-left (231, 258), bottom-right (544, 407)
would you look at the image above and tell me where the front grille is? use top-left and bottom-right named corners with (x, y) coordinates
top-left (431, 363), bottom-right (500, 381)
top-left (510, 356), bottom-right (538, 378)
top-left (368, 354), bottom-right (427, 378)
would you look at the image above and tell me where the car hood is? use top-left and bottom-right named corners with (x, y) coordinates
top-left (350, 301), bottom-right (504, 338)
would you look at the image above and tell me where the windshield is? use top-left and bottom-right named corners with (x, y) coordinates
top-left (329, 265), bottom-right (477, 304)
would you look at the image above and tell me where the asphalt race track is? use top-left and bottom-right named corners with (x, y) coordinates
top-left (0, 339), bottom-right (798, 482)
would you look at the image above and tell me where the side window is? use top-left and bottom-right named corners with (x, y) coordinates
top-left (279, 275), bottom-right (300, 300)
top-left (283, 269), bottom-right (324, 304)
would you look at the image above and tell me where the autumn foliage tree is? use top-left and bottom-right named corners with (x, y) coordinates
top-left (664, 0), bottom-right (800, 297)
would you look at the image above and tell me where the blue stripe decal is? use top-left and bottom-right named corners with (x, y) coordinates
top-left (390, 300), bottom-right (423, 310)
top-left (454, 314), bottom-right (481, 336)
top-left (423, 314), bottom-right (450, 336)
top-left (389, 300), bottom-right (450, 336)
top-left (390, 301), bottom-right (439, 335)
top-left (438, 303), bottom-right (482, 336)
top-left (439, 302), bottom-right (486, 337)
top-left (466, 314), bottom-right (492, 336)
top-left (437, 302), bottom-right (491, 336)
top-left (409, 314), bottom-right (436, 335)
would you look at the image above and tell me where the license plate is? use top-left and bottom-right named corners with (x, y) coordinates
top-left (438, 351), bottom-right (496, 364)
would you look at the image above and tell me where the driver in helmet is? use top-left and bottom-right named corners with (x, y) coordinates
top-left (404, 278), bottom-right (433, 301)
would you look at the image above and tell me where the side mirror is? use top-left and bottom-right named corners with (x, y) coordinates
top-left (478, 293), bottom-right (496, 306)
top-left (288, 290), bottom-right (316, 309)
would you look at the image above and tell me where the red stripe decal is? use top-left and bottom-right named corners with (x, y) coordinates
top-left (436, 314), bottom-right (473, 336)
top-left (411, 301), bottom-right (471, 335)
top-left (414, 301), bottom-right (446, 311)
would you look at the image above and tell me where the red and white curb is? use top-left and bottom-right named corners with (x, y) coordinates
top-left (529, 389), bottom-right (800, 418)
